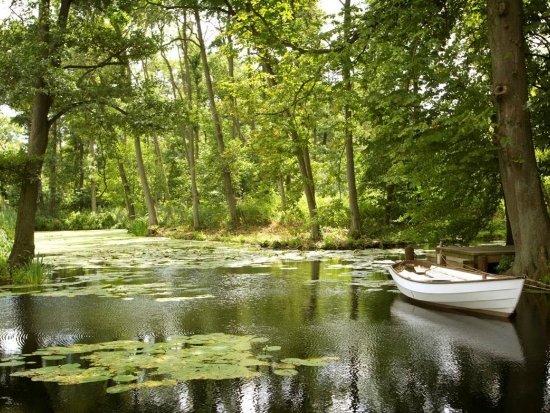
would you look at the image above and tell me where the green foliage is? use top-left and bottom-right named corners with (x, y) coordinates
top-left (11, 257), bottom-right (50, 285)
top-left (35, 211), bottom-right (123, 231)
top-left (237, 196), bottom-right (274, 227)
top-left (126, 216), bottom-right (149, 236)
top-left (1, 0), bottom-right (546, 252)
top-left (317, 198), bottom-right (349, 228)
top-left (496, 256), bottom-right (514, 274)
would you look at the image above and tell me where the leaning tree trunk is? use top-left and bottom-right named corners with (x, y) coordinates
top-left (343, 0), bottom-right (362, 239)
top-left (178, 17), bottom-right (201, 230)
top-left (291, 129), bottom-right (321, 241)
top-left (134, 136), bottom-right (158, 226)
top-left (117, 159), bottom-right (135, 220)
top-left (194, 9), bottom-right (239, 227)
top-left (8, 91), bottom-right (52, 269)
top-left (487, 0), bottom-right (550, 279)
top-left (8, 0), bottom-right (70, 269)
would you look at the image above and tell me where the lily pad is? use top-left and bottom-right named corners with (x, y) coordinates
top-left (280, 356), bottom-right (339, 367)
top-left (274, 369), bottom-right (298, 377)
top-left (0, 360), bottom-right (26, 367)
top-left (10, 333), bottom-right (336, 394)
top-left (112, 374), bottom-right (138, 383)
top-left (42, 355), bottom-right (67, 361)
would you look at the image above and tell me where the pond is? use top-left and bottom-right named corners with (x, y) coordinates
top-left (0, 230), bottom-right (549, 412)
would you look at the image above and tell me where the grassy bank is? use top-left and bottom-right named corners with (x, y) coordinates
top-left (160, 225), bottom-right (411, 250)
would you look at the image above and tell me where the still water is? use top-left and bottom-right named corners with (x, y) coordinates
top-left (0, 230), bottom-right (549, 412)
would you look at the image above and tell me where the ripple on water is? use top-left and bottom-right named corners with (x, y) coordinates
top-left (0, 328), bottom-right (27, 356)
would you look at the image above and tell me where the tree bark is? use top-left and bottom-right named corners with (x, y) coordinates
top-left (153, 136), bottom-right (171, 202)
top-left (180, 17), bottom-right (201, 230)
top-left (8, 91), bottom-right (52, 268)
top-left (117, 159), bottom-right (135, 220)
top-left (194, 9), bottom-right (239, 227)
top-left (89, 141), bottom-right (97, 213)
top-left (134, 136), bottom-right (158, 226)
top-left (227, 33), bottom-right (243, 142)
top-left (292, 130), bottom-right (321, 241)
top-left (74, 139), bottom-right (83, 210)
top-left (47, 121), bottom-right (58, 217)
top-left (343, 0), bottom-right (362, 239)
top-left (487, 0), bottom-right (550, 278)
top-left (9, 0), bottom-right (72, 268)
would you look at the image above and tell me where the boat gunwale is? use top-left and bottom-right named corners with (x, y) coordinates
top-left (391, 260), bottom-right (525, 285)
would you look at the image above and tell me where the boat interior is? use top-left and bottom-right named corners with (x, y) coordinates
top-left (395, 262), bottom-right (498, 282)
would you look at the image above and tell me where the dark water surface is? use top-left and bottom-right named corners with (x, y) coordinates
top-left (0, 230), bottom-right (549, 412)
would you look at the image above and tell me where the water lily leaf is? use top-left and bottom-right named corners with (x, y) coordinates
top-left (272, 362), bottom-right (296, 369)
top-left (250, 337), bottom-right (269, 344)
top-left (280, 357), bottom-right (339, 367)
top-left (0, 360), bottom-right (26, 367)
top-left (238, 358), bottom-right (270, 367)
top-left (112, 374), bottom-right (138, 383)
top-left (274, 369), bottom-right (298, 377)
top-left (42, 355), bottom-right (66, 361)
top-left (10, 333), bottom-right (335, 393)
top-left (107, 379), bottom-right (177, 394)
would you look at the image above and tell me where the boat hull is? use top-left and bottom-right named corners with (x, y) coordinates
top-left (388, 261), bottom-right (525, 317)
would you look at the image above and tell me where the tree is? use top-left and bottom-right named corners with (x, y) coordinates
top-left (341, 0), bottom-right (361, 238)
top-left (487, 0), bottom-right (550, 278)
top-left (2, 1), bottom-right (155, 268)
top-left (8, 0), bottom-right (72, 269)
top-left (194, 9), bottom-right (239, 227)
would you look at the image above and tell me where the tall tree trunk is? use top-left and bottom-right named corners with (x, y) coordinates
top-left (9, 0), bottom-right (72, 268)
top-left (134, 136), bottom-right (158, 226)
top-left (152, 136), bottom-right (170, 202)
top-left (77, 140), bottom-right (85, 211)
top-left (117, 159), bottom-right (135, 220)
top-left (384, 184), bottom-right (395, 226)
top-left (279, 176), bottom-right (287, 212)
top-left (8, 91), bottom-right (52, 268)
top-left (194, 9), bottom-right (238, 227)
top-left (260, 53), bottom-right (321, 240)
top-left (162, 20), bottom-right (201, 230)
top-left (47, 121), bottom-right (58, 217)
top-left (181, 19), bottom-right (201, 230)
top-left (227, 34), bottom-right (243, 142)
top-left (152, 134), bottom-right (172, 222)
top-left (343, 0), bottom-right (361, 239)
top-left (292, 130), bottom-right (321, 241)
top-left (89, 141), bottom-right (97, 213)
top-left (487, 0), bottom-right (550, 279)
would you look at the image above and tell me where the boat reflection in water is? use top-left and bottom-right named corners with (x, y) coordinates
top-left (391, 297), bottom-right (525, 364)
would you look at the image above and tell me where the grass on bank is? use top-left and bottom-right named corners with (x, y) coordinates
top-left (0, 256), bottom-right (50, 285)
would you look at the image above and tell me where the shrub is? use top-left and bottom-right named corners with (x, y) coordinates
top-left (0, 206), bottom-right (16, 239)
top-left (126, 216), bottom-right (149, 236)
top-left (317, 199), bottom-right (349, 228)
top-left (238, 197), bottom-right (273, 227)
top-left (200, 204), bottom-right (227, 229)
top-left (278, 208), bottom-right (306, 234)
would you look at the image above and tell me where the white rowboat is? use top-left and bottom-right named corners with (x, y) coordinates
top-left (388, 260), bottom-right (525, 317)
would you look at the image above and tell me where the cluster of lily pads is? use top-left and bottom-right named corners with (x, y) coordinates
top-left (3, 333), bottom-right (338, 394)
top-left (0, 271), bottom-right (213, 301)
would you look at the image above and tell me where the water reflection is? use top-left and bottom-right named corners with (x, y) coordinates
top-left (391, 298), bottom-right (525, 363)
top-left (1, 234), bottom-right (550, 412)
